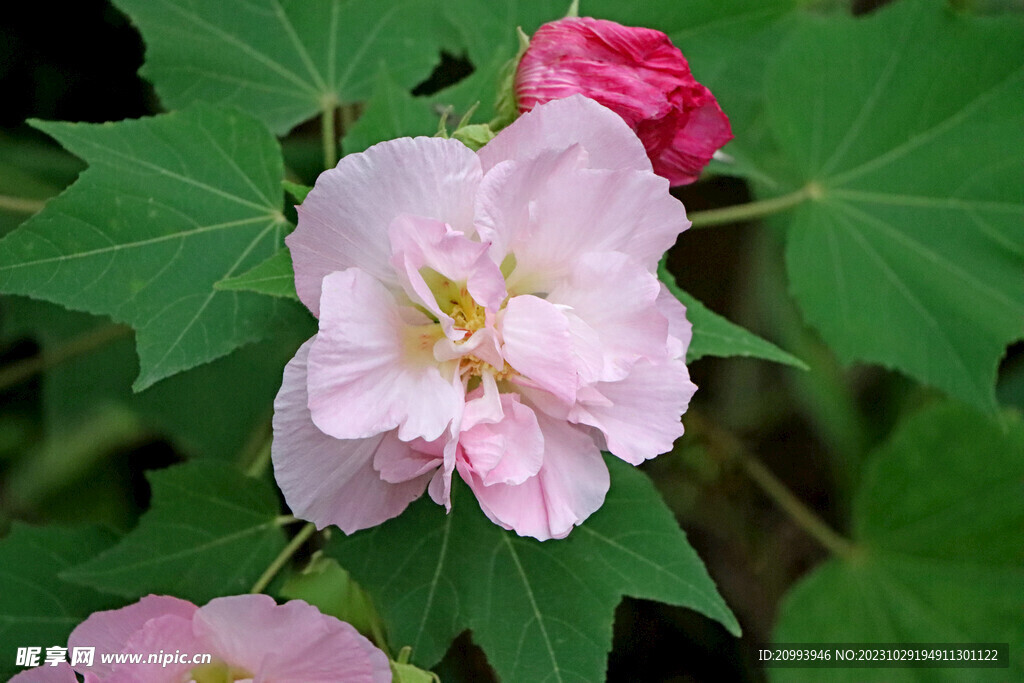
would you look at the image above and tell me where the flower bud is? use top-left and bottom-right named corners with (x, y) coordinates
top-left (515, 17), bottom-right (732, 185)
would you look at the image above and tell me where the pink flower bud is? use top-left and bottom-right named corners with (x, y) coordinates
top-left (515, 17), bottom-right (733, 185)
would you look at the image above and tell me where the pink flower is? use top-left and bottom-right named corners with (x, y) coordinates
top-left (276, 95), bottom-right (697, 541)
top-left (11, 594), bottom-right (391, 683)
top-left (515, 17), bottom-right (733, 186)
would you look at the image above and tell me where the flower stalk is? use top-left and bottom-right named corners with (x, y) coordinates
top-left (687, 185), bottom-right (818, 228)
top-left (250, 521), bottom-right (317, 594)
top-left (687, 410), bottom-right (859, 560)
top-left (0, 194), bottom-right (46, 214)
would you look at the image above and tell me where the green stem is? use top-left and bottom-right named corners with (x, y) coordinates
top-left (245, 437), bottom-right (274, 478)
top-left (688, 411), bottom-right (858, 560)
top-left (688, 185), bottom-right (817, 229)
top-left (0, 194), bottom-right (47, 214)
top-left (737, 452), bottom-right (858, 560)
top-left (250, 522), bottom-right (316, 594)
top-left (0, 324), bottom-right (131, 393)
top-left (340, 104), bottom-right (358, 136)
top-left (322, 105), bottom-right (338, 169)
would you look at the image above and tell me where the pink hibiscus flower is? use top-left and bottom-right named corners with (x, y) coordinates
top-left (515, 17), bottom-right (733, 185)
top-left (276, 95), bottom-right (697, 541)
top-left (10, 594), bottom-right (390, 683)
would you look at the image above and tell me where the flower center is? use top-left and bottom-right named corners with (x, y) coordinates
top-left (190, 661), bottom-right (254, 683)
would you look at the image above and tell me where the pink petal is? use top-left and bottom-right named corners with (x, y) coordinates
top-left (513, 18), bottom-right (732, 186)
top-left (479, 94), bottom-right (652, 174)
top-left (9, 664), bottom-right (79, 683)
top-left (117, 613), bottom-right (203, 682)
top-left (373, 432), bottom-right (443, 484)
top-left (476, 149), bottom-right (688, 292)
top-left (572, 358), bottom-right (696, 465)
top-left (475, 144), bottom-right (587, 275)
top-left (67, 594), bottom-right (197, 679)
top-left (307, 268), bottom-right (462, 443)
top-left (388, 214), bottom-right (506, 321)
top-left (656, 283), bottom-right (693, 359)
top-left (516, 19), bottom-right (690, 125)
top-left (549, 251), bottom-right (669, 382)
top-left (500, 295), bottom-right (577, 405)
top-left (193, 596), bottom-right (391, 683)
top-left (461, 413), bottom-right (609, 540)
top-left (287, 136), bottom-right (481, 316)
top-left (652, 95), bottom-right (734, 186)
top-left (273, 338), bottom-right (431, 534)
top-left (459, 391), bottom-right (544, 486)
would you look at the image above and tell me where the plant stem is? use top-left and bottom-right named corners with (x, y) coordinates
top-left (687, 411), bottom-right (859, 560)
top-left (737, 452), bottom-right (858, 560)
top-left (0, 323), bottom-right (131, 393)
top-left (688, 185), bottom-right (817, 229)
top-left (322, 105), bottom-right (338, 169)
top-left (245, 436), bottom-right (274, 478)
top-left (250, 522), bottom-right (316, 594)
top-left (0, 194), bottom-right (47, 214)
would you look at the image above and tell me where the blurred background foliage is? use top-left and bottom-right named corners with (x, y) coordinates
top-left (1, 0), bottom-right (1021, 681)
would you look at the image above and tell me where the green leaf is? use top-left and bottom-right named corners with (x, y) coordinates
top-left (342, 69), bottom-right (440, 155)
top-left (0, 133), bottom-right (83, 236)
top-left (0, 524), bottom-right (122, 681)
top-left (773, 403), bottom-right (1024, 682)
top-left (659, 261), bottom-right (805, 367)
top-left (0, 106), bottom-right (291, 390)
top-left (279, 554), bottom-right (385, 643)
top-left (763, 0), bottom-right (1024, 411)
top-left (1, 296), bottom-right (312, 461)
top-left (282, 180), bottom-right (313, 204)
top-left (326, 456), bottom-right (739, 682)
top-left (62, 461), bottom-right (287, 603)
top-left (112, 0), bottom-right (444, 136)
top-left (216, 248), bottom-right (299, 300)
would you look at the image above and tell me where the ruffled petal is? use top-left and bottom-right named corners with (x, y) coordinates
top-left (9, 664), bottom-right (79, 683)
top-left (117, 613), bottom-right (203, 682)
top-left (479, 94), bottom-right (651, 174)
top-left (572, 358), bottom-right (695, 465)
top-left (67, 595), bottom-right (197, 679)
top-left (273, 338), bottom-right (431, 534)
top-left (500, 295), bottom-right (577, 405)
top-left (460, 413), bottom-right (608, 540)
top-left (460, 391), bottom-right (544, 486)
top-left (549, 251), bottom-right (669, 382)
top-left (652, 94), bottom-right (734, 186)
top-left (193, 596), bottom-right (391, 683)
top-left (476, 149), bottom-right (688, 292)
top-left (308, 268), bottom-right (462, 443)
top-left (389, 214), bottom-right (506, 322)
top-left (288, 136), bottom-right (482, 316)
top-left (656, 283), bottom-right (693, 360)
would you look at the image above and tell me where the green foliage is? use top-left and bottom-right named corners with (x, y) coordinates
top-left (773, 402), bottom-right (1024, 681)
top-left (0, 106), bottom-right (292, 390)
top-left (764, 0), bottom-right (1024, 411)
top-left (327, 456), bottom-right (739, 682)
top-left (279, 554), bottom-right (385, 643)
top-left (659, 261), bottom-right (806, 368)
top-left (1, 297), bottom-right (310, 463)
top-left (342, 69), bottom-right (439, 155)
top-left (62, 461), bottom-right (288, 603)
top-left (111, 0), bottom-right (444, 136)
top-left (216, 248), bottom-right (299, 300)
top-left (0, 524), bottom-right (122, 680)
top-left (0, 134), bottom-right (82, 236)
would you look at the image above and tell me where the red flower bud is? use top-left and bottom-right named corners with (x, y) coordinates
top-left (515, 17), bottom-right (733, 185)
